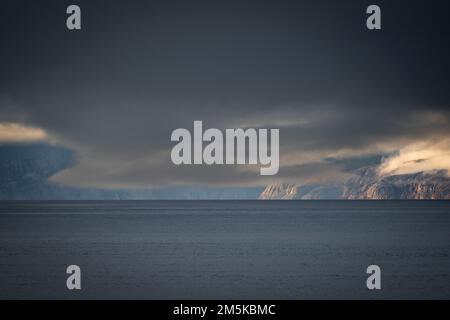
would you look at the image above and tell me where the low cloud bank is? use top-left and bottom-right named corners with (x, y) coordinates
top-left (0, 123), bottom-right (48, 143)
top-left (379, 139), bottom-right (450, 177)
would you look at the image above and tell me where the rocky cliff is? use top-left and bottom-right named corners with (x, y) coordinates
top-left (259, 182), bottom-right (344, 200)
top-left (343, 167), bottom-right (450, 200)
top-left (260, 167), bottom-right (450, 200)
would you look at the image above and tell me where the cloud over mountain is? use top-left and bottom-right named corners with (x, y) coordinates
top-left (379, 139), bottom-right (450, 177)
top-left (1, 0), bottom-right (449, 188)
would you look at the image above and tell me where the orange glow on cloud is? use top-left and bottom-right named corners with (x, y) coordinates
top-left (0, 123), bottom-right (48, 142)
top-left (379, 139), bottom-right (450, 177)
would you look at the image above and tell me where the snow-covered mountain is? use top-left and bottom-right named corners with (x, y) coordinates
top-left (260, 167), bottom-right (450, 200)
top-left (343, 167), bottom-right (450, 200)
top-left (3, 144), bottom-right (449, 200)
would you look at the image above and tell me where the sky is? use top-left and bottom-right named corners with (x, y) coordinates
top-left (0, 0), bottom-right (449, 189)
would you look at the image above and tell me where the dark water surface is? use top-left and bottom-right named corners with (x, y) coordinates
top-left (0, 201), bottom-right (449, 299)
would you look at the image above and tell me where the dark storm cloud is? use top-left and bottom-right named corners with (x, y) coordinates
top-left (280, 108), bottom-right (450, 152)
top-left (324, 154), bottom-right (385, 172)
top-left (1, 0), bottom-right (449, 187)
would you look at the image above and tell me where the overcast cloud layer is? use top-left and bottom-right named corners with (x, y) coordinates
top-left (1, 0), bottom-right (449, 188)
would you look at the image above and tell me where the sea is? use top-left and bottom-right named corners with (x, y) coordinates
top-left (0, 201), bottom-right (449, 299)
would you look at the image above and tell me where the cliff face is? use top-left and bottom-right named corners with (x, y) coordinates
top-left (260, 168), bottom-right (450, 200)
top-left (343, 167), bottom-right (450, 200)
top-left (259, 183), bottom-right (344, 200)
top-left (3, 144), bottom-right (449, 200)
top-left (259, 183), bottom-right (298, 200)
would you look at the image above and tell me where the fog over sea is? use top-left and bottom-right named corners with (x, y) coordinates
top-left (1, 201), bottom-right (450, 299)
